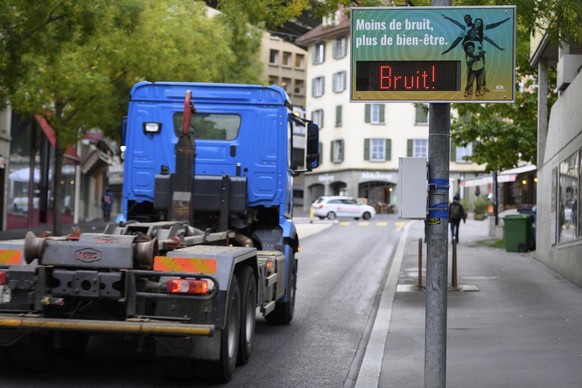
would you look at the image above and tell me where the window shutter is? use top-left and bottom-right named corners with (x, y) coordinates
top-left (330, 141), bottom-right (335, 162)
top-left (365, 104), bottom-right (370, 123)
top-left (379, 104), bottom-right (385, 123)
top-left (450, 143), bottom-right (456, 161)
top-left (339, 139), bottom-right (344, 162)
top-left (319, 142), bottom-right (323, 165)
top-left (321, 110), bottom-right (324, 129)
top-left (364, 138), bottom-right (370, 161)
top-left (385, 139), bottom-right (391, 161)
top-left (336, 105), bottom-right (342, 126)
top-left (311, 80), bottom-right (316, 97)
top-left (407, 139), bottom-right (413, 157)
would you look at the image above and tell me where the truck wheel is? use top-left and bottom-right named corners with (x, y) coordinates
top-left (199, 275), bottom-right (241, 382)
top-left (265, 249), bottom-right (296, 325)
top-left (236, 266), bottom-right (256, 366)
top-left (327, 212), bottom-right (336, 220)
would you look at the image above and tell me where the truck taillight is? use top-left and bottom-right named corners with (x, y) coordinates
top-left (0, 271), bottom-right (6, 285)
top-left (166, 278), bottom-right (210, 294)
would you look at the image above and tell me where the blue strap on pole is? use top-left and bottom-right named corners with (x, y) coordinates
top-left (427, 179), bottom-right (449, 219)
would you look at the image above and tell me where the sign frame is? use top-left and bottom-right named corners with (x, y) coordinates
top-left (350, 6), bottom-right (516, 103)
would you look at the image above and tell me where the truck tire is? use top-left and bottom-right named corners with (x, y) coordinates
top-left (236, 265), bottom-right (256, 365)
top-left (265, 248), bottom-right (296, 325)
top-left (199, 275), bottom-right (241, 382)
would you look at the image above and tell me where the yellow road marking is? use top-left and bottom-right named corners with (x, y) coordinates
top-left (395, 221), bottom-right (407, 232)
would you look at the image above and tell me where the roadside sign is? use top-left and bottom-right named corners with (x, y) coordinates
top-left (350, 6), bottom-right (516, 103)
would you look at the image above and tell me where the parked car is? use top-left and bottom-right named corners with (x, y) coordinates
top-left (311, 196), bottom-right (376, 220)
top-left (10, 197), bottom-right (39, 214)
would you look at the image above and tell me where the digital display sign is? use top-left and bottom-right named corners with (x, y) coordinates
top-left (356, 61), bottom-right (461, 92)
top-left (350, 6), bottom-right (516, 103)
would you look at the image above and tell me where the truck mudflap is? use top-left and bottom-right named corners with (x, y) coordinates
top-left (0, 315), bottom-right (215, 337)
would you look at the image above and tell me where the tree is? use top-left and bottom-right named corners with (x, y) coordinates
top-left (2, 0), bottom-right (263, 235)
top-left (449, 0), bottom-right (575, 172)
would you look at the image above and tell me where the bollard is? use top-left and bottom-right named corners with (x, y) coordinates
top-left (451, 239), bottom-right (458, 289)
top-left (418, 238), bottom-right (424, 290)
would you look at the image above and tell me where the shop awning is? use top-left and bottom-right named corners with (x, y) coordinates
top-left (462, 165), bottom-right (537, 187)
top-left (35, 115), bottom-right (80, 164)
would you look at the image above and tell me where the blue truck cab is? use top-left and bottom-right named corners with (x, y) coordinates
top-left (123, 81), bottom-right (318, 236)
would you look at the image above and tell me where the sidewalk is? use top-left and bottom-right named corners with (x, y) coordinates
top-left (377, 217), bottom-right (582, 387)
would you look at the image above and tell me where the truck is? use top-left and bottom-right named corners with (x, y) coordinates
top-left (0, 81), bottom-right (319, 382)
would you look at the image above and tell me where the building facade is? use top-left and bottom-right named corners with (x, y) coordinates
top-left (531, 33), bottom-right (582, 286)
top-left (296, 8), bottom-right (485, 212)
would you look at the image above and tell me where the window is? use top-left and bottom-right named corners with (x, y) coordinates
top-left (331, 139), bottom-right (344, 163)
top-left (295, 54), bottom-right (305, 69)
top-left (173, 113), bottom-right (241, 140)
top-left (268, 75), bottom-right (278, 85)
top-left (371, 139), bottom-right (385, 161)
top-left (313, 42), bottom-right (325, 65)
top-left (312, 76), bottom-right (325, 97)
top-left (364, 138), bottom-right (391, 161)
top-left (269, 49), bottom-right (279, 65)
top-left (335, 105), bottom-right (342, 127)
top-left (294, 80), bottom-right (304, 95)
top-left (333, 71), bottom-right (346, 93)
top-left (333, 36), bottom-right (347, 59)
top-left (282, 52), bottom-right (292, 67)
top-left (364, 104), bottom-right (385, 124)
top-left (415, 104), bottom-right (428, 124)
top-left (453, 143), bottom-right (472, 163)
top-left (407, 139), bottom-right (428, 158)
top-left (312, 109), bottom-right (324, 129)
top-left (558, 150), bottom-right (580, 243)
top-left (281, 77), bottom-right (291, 92)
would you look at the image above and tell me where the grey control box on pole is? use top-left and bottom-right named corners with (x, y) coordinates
top-left (398, 157), bottom-right (427, 219)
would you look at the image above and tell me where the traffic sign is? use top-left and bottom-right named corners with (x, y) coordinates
top-left (350, 6), bottom-right (516, 103)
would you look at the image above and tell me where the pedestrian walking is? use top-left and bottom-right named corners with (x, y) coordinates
top-left (102, 188), bottom-right (113, 222)
top-left (449, 195), bottom-right (466, 243)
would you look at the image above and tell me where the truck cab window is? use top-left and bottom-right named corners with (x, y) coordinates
top-left (173, 113), bottom-right (241, 140)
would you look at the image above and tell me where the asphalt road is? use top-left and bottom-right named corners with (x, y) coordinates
top-left (0, 214), bottom-right (404, 387)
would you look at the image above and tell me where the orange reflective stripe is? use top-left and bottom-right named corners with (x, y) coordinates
top-left (0, 250), bottom-right (21, 265)
top-left (154, 256), bottom-right (217, 274)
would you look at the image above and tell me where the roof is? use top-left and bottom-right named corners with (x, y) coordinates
top-left (295, 6), bottom-right (349, 47)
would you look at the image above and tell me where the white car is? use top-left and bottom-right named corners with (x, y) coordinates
top-left (10, 197), bottom-right (39, 213)
top-left (312, 196), bottom-right (376, 220)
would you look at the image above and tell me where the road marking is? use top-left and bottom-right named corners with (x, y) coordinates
top-left (395, 221), bottom-right (407, 232)
top-left (338, 221), bottom-right (390, 227)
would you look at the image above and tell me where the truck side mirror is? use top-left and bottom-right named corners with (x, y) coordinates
top-left (305, 122), bottom-right (319, 170)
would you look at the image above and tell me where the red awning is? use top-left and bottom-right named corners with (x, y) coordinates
top-left (35, 115), bottom-right (80, 164)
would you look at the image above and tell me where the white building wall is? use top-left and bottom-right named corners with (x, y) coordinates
top-left (536, 71), bottom-right (582, 286)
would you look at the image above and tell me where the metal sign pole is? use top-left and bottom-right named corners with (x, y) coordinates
top-left (425, 2), bottom-right (451, 386)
